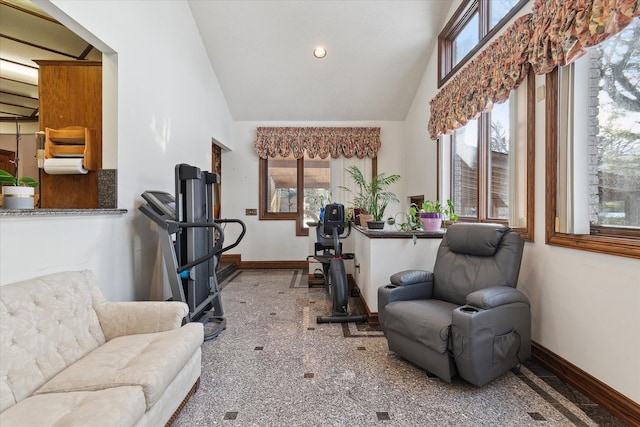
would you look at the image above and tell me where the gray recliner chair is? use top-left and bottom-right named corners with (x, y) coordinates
top-left (378, 222), bottom-right (530, 386)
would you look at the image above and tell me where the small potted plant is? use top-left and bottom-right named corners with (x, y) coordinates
top-left (0, 169), bottom-right (38, 209)
top-left (420, 199), bottom-right (458, 232)
top-left (339, 165), bottom-right (400, 229)
top-left (393, 203), bottom-right (423, 245)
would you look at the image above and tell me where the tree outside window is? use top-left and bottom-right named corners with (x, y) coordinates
top-left (589, 20), bottom-right (640, 230)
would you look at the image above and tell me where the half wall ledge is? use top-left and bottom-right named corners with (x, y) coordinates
top-left (0, 209), bottom-right (127, 217)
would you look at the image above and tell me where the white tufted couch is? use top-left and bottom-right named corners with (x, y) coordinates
top-left (0, 270), bottom-right (204, 426)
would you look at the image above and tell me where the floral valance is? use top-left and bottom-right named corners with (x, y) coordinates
top-left (428, 14), bottom-right (532, 140)
top-left (254, 127), bottom-right (381, 159)
top-left (428, 0), bottom-right (639, 140)
top-left (529, 0), bottom-right (640, 74)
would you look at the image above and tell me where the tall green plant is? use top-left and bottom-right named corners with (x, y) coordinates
top-left (339, 165), bottom-right (400, 221)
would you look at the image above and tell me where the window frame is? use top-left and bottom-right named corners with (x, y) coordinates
top-left (446, 68), bottom-right (535, 241)
top-left (259, 156), bottom-right (377, 237)
top-left (545, 68), bottom-right (640, 259)
top-left (438, 0), bottom-right (529, 88)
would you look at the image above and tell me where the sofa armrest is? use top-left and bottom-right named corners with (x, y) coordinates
top-left (466, 286), bottom-right (530, 310)
top-left (95, 301), bottom-right (189, 341)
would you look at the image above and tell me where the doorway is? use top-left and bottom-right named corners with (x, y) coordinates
top-left (212, 142), bottom-right (222, 219)
top-left (0, 149), bottom-right (16, 176)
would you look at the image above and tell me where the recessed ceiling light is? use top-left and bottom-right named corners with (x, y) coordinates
top-left (313, 47), bottom-right (327, 59)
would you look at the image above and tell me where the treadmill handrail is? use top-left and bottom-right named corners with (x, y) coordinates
top-left (214, 218), bottom-right (246, 255)
top-left (168, 220), bottom-right (225, 273)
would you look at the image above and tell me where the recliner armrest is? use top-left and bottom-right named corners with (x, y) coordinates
top-left (390, 270), bottom-right (433, 286)
top-left (466, 286), bottom-right (530, 310)
top-left (378, 271), bottom-right (434, 328)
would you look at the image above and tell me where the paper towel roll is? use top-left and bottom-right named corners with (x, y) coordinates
top-left (43, 158), bottom-right (88, 175)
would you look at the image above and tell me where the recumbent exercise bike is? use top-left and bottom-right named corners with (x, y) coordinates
top-left (314, 203), bottom-right (367, 324)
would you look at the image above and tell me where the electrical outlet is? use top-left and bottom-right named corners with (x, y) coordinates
top-left (245, 208), bottom-right (257, 216)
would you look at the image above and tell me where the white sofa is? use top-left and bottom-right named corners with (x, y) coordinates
top-left (0, 270), bottom-right (203, 426)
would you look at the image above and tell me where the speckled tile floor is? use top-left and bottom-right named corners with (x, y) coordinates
top-left (173, 269), bottom-right (625, 427)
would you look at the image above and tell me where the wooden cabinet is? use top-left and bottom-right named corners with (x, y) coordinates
top-left (36, 60), bottom-right (102, 208)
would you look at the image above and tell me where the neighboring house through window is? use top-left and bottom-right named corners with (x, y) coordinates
top-left (445, 69), bottom-right (534, 239)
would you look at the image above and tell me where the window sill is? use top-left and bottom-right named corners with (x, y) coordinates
top-left (0, 208), bottom-right (127, 217)
top-left (547, 232), bottom-right (640, 259)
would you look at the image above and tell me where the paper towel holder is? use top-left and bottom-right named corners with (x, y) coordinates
top-left (44, 126), bottom-right (100, 171)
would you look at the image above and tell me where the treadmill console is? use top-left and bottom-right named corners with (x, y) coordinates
top-left (141, 191), bottom-right (176, 220)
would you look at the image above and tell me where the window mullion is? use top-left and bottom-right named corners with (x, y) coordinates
top-left (478, 0), bottom-right (490, 39)
top-left (478, 113), bottom-right (490, 222)
top-left (295, 158), bottom-right (307, 236)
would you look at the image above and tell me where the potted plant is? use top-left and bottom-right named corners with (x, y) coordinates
top-left (393, 203), bottom-right (423, 244)
top-left (0, 169), bottom-right (38, 209)
top-left (339, 165), bottom-right (400, 229)
top-left (420, 199), bottom-right (458, 232)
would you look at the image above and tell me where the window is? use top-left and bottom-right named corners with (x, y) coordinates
top-left (447, 69), bottom-right (534, 239)
top-left (438, 0), bottom-right (528, 87)
top-left (546, 20), bottom-right (640, 258)
top-left (259, 154), bottom-right (374, 236)
top-left (303, 156), bottom-right (331, 228)
top-left (263, 154), bottom-right (300, 216)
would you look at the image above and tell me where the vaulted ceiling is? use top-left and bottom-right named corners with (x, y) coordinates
top-left (188, 0), bottom-right (450, 121)
top-left (0, 0), bottom-right (451, 123)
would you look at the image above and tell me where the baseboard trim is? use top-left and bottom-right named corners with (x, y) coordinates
top-left (220, 254), bottom-right (241, 265)
top-left (239, 260), bottom-right (308, 269)
top-left (358, 292), bottom-right (378, 326)
top-left (531, 342), bottom-right (640, 426)
top-left (350, 280), bottom-right (379, 326)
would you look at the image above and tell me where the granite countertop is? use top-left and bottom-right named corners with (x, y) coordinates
top-left (0, 208), bottom-right (127, 217)
top-left (353, 225), bottom-right (445, 239)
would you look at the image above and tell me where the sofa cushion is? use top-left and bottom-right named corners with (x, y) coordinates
top-left (36, 322), bottom-right (203, 409)
top-left (0, 271), bottom-right (106, 412)
top-left (384, 299), bottom-right (458, 354)
top-left (0, 386), bottom-right (146, 427)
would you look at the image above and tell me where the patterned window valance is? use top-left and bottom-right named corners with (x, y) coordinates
top-left (528, 0), bottom-right (640, 74)
top-left (428, 15), bottom-right (532, 140)
top-left (428, 0), bottom-right (639, 140)
top-left (254, 127), bottom-right (381, 159)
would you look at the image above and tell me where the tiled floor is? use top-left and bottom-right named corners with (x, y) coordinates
top-left (174, 269), bottom-right (625, 426)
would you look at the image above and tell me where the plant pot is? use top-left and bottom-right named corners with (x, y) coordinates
top-left (2, 186), bottom-right (35, 209)
top-left (420, 212), bottom-right (442, 232)
top-left (353, 208), bottom-right (363, 225)
top-left (366, 220), bottom-right (385, 230)
top-left (358, 214), bottom-right (373, 226)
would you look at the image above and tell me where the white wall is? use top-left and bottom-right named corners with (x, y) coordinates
top-left (403, 1), bottom-right (640, 404)
top-left (222, 121), bottom-right (405, 262)
top-left (0, 0), bottom-right (233, 302)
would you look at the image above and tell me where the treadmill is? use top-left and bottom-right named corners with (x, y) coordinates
top-left (140, 163), bottom-right (245, 340)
